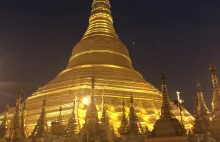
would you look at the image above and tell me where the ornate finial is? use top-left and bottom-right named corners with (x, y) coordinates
top-left (83, 0), bottom-right (118, 39)
top-left (196, 81), bottom-right (205, 103)
top-left (196, 79), bottom-right (201, 92)
top-left (209, 63), bottom-right (216, 72)
top-left (160, 73), bottom-right (166, 85)
top-left (6, 104), bottom-right (9, 112)
top-left (130, 94), bottom-right (134, 104)
top-left (160, 73), bottom-right (174, 118)
top-left (123, 97), bottom-right (126, 113)
top-left (91, 75), bottom-right (95, 91)
top-left (17, 88), bottom-right (23, 101)
top-left (59, 106), bottom-right (62, 112)
top-left (209, 63), bottom-right (218, 88)
top-left (43, 98), bottom-right (46, 107)
top-left (16, 88), bottom-right (22, 108)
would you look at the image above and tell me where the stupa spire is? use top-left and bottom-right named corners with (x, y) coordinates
top-left (8, 90), bottom-right (23, 140)
top-left (66, 97), bottom-right (80, 138)
top-left (100, 95), bottom-right (108, 123)
top-left (21, 100), bottom-right (28, 139)
top-left (151, 74), bottom-right (186, 137)
top-left (197, 79), bottom-right (201, 93)
top-left (209, 64), bottom-right (220, 142)
top-left (83, 0), bottom-right (118, 39)
top-left (31, 98), bottom-right (48, 138)
top-left (85, 76), bottom-right (99, 123)
top-left (126, 94), bottom-right (143, 134)
top-left (51, 106), bottom-right (67, 137)
top-left (57, 106), bottom-right (63, 124)
top-left (193, 80), bottom-right (211, 134)
top-left (196, 80), bottom-right (210, 117)
top-left (209, 63), bottom-right (220, 117)
top-left (160, 73), bottom-right (174, 118)
top-left (118, 98), bottom-right (128, 135)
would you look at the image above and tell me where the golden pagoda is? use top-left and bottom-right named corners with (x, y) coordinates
top-left (0, 0), bottom-right (193, 135)
top-left (151, 74), bottom-right (186, 137)
top-left (209, 63), bottom-right (220, 141)
top-left (192, 80), bottom-right (211, 134)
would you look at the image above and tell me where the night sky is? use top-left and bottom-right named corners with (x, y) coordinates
top-left (0, 0), bottom-right (220, 113)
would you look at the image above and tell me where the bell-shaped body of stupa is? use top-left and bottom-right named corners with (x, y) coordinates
top-left (0, 0), bottom-right (193, 135)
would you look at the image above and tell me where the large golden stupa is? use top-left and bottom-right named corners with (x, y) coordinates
top-left (0, 0), bottom-right (193, 134)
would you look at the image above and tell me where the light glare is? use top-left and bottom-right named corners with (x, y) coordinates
top-left (83, 96), bottom-right (89, 105)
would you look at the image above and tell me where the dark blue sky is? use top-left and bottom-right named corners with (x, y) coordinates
top-left (0, 0), bottom-right (220, 113)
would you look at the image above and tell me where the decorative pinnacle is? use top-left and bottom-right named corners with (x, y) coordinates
top-left (209, 63), bottom-right (218, 87)
top-left (122, 98), bottom-right (125, 113)
top-left (58, 106), bottom-right (63, 124)
top-left (43, 98), bottom-right (46, 107)
top-left (209, 63), bottom-right (216, 73)
top-left (102, 95), bottom-right (105, 108)
top-left (18, 88), bottom-right (23, 101)
top-left (160, 73), bottom-right (166, 85)
top-left (6, 104), bottom-right (9, 112)
top-left (73, 98), bottom-right (76, 110)
top-left (59, 106), bottom-right (62, 113)
top-left (160, 73), bottom-right (170, 105)
top-left (91, 76), bottom-right (95, 92)
top-left (197, 79), bottom-right (201, 92)
top-left (130, 94), bottom-right (134, 105)
top-left (23, 100), bottom-right (27, 111)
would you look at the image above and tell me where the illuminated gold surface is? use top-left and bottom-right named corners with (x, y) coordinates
top-left (0, 0), bottom-right (193, 136)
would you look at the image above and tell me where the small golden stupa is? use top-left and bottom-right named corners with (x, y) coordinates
top-left (0, 0), bottom-right (193, 135)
